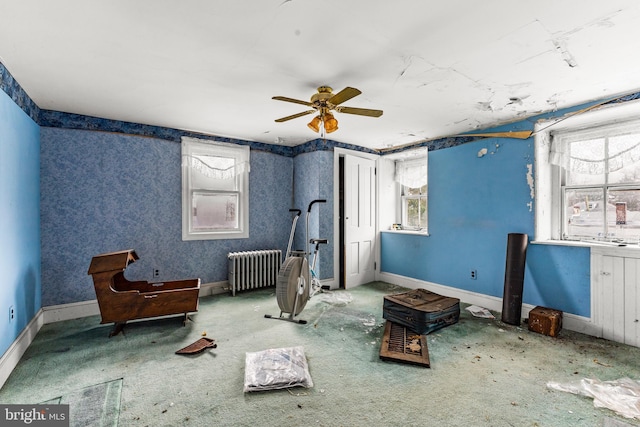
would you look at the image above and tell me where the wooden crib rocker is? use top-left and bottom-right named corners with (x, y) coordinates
top-left (88, 249), bottom-right (200, 337)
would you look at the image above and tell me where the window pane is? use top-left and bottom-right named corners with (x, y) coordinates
top-left (607, 134), bottom-right (640, 184)
top-left (406, 198), bottom-right (420, 227)
top-left (567, 138), bottom-right (605, 186)
top-left (564, 188), bottom-right (605, 239)
top-left (191, 154), bottom-right (237, 191)
top-left (405, 184), bottom-right (427, 196)
top-left (419, 197), bottom-right (427, 227)
top-left (403, 196), bottom-right (427, 228)
top-left (607, 188), bottom-right (640, 241)
top-left (192, 192), bottom-right (239, 231)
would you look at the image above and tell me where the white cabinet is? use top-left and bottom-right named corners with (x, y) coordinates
top-left (591, 246), bottom-right (640, 347)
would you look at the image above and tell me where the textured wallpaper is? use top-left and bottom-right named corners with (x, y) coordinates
top-left (40, 128), bottom-right (293, 305)
top-left (292, 151), bottom-right (334, 280)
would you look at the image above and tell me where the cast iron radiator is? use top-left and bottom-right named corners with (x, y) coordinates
top-left (228, 250), bottom-right (282, 296)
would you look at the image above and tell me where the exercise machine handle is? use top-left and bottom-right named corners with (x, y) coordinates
top-left (289, 208), bottom-right (302, 217)
top-left (308, 199), bottom-right (326, 212)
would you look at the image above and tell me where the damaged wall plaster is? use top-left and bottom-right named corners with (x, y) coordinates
top-left (477, 144), bottom-right (501, 158)
top-left (526, 162), bottom-right (535, 199)
top-left (526, 163), bottom-right (535, 212)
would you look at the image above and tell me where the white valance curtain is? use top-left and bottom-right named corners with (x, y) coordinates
top-left (549, 119), bottom-right (640, 174)
top-left (394, 154), bottom-right (428, 188)
top-left (184, 155), bottom-right (250, 179)
top-left (181, 137), bottom-right (250, 179)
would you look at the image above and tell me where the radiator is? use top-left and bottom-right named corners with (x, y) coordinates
top-left (228, 250), bottom-right (282, 296)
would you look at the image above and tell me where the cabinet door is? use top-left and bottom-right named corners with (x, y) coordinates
top-left (600, 255), bottom-right (625, 343)
top-left (624, 258), bottom-right (640, 347)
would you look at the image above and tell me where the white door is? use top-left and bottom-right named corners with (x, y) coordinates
top-left (344, 154), bottom-right (376, 287)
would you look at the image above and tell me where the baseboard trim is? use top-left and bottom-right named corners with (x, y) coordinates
top-left (377, 272), bottom-right (598, 337)
top-left (42, 299), bottom-right (101, 323)
top-left (199, 280), bottom-right (229, 297)
top-left (0, 281), bottom-right (228, 390)
top-left (0, 309), bottom-right (44, 389)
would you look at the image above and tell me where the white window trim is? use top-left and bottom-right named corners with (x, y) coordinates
top-left (534, 99), bottom-right (640, 245)
top-left (400, 184), bottom-right (428, 231)
top-left (389, 149), bottom-right (429, 234)
top-left (181, 137), bottom-right (250, 240)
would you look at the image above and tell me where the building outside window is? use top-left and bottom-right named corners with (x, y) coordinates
top-left (535, 102), bottom-right (640, 244)
top-left (551, 119), bottom-right (640, 243)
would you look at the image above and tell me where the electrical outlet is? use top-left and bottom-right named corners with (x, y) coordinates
top-left (470, 270), bottom-right (477, 280)
top-left (9, 306), bottom-right (15, 323)
top-left (153, 269), bottom-right (160, 278)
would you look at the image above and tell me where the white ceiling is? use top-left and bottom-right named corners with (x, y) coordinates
top-left (2, 1), bottom-right (640, 151)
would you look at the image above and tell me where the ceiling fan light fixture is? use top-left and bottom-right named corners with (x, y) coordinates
top-left (307, 115), bottom-right (321, 132)
top-left (273, 86), bottom-right (382, 134)
top-left (324, 112), bottom-right (338, 133)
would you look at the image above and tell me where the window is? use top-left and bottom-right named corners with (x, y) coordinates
top-left (401, 184), bottom-right (427, 229)
top-left (395, 154), bottom-right (428, 231)
top-left (181, 137), bottom-right (250, 240)
top-left (535, 100), bottom-right (640, 244)
top-left (552, 120), bottom-right (640, 242)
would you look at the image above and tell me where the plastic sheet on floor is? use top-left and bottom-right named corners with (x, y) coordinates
top-left (547, 377), bottom-right (640, 419)
top-left (318, 291), bottom-right (353, 306)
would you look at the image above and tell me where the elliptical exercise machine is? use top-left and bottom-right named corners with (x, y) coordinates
top-left (265, 199), bottom-right (327, 324)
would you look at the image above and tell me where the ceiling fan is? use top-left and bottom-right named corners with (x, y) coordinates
top-left (272, 86), bottom-right (383, 134)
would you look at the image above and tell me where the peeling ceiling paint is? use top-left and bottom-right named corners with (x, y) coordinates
top-left (1, 1), bottom-right (640, 151)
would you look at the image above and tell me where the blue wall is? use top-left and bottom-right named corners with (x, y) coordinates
top-left (380, 126), bottom-right (591, 317)
top-left (1, 56), bottom-right (617, 342)
top-left (40, 128), bottom-right (294, 305)
top-left (0, 90), bottom-right (41, 356)
top-left (292, 150), bottom-right (334, 280)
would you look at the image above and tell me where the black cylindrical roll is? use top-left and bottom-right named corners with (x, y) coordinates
top-left (501, 233), bottom-right (528, 325)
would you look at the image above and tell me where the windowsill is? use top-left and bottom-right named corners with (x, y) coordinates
top-left (380, 229), bottom-right (429, 236)
top-left (531, 239), bottom-right (640, 250)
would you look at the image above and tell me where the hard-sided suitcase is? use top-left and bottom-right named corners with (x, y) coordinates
top-left (528, 306), bottom-right (562, 337)
top-left (383, 289), bottom-right (460, 334)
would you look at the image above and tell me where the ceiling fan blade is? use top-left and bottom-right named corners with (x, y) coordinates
top-left (328, 87), bottom-right (361, 106)
top-left (272, 96), bottom-right (313, 107)
top-left (274, 110), bottom-right (316, 123)
top-left (455, 131), bottom-right (533, 139)
top-left (336, 106), bottom-right (383, 117)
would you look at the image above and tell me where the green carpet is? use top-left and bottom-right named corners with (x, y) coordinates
top-left (42, 379), bottom-right (122, 427)
top-left (3, 281), bottom-right (640, 426)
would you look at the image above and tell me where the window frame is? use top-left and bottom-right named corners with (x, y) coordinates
top-left (401, 183), bottom-right (428, 231)
top-left (558, 130), bottom-right (640, 241)
top-left (534, 99), bottom-right (640, 244)
top-left (181, 137), bottom-right (250, 241)
top-left (392, 151), bottom-right (429, 233)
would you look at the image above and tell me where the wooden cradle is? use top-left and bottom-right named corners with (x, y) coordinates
top-left (88, 249), bottom-right (200, 336)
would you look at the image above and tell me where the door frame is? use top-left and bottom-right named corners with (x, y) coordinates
top-left (333, 147), bottom-right (380, 289)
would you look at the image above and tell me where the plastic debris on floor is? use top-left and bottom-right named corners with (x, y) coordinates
top-left (244, 346), bottom-right (313, 392)
top-left (547, 377), bottom-right (640, 419)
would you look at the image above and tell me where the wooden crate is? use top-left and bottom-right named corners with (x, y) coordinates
top-left (528, 306), bottom-right (562, 337)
